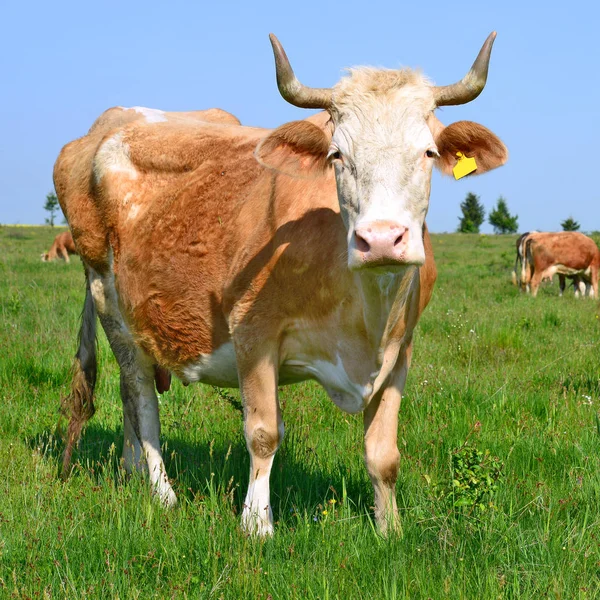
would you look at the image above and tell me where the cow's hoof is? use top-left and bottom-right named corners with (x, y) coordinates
top-left (241, 509), bottom-right (274, 537)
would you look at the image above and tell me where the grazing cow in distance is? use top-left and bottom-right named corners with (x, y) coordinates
top-left (513, 231), bottom-right (583, 295)
top-left (41, 230), bottom-right (78, 263)
top-left (55, 33), bottom-right (507, 535)
top-left (520, 232), bottom-right (600, 297)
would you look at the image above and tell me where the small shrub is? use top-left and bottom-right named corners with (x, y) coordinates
top-left (439, 444), bottom-right (504, 514)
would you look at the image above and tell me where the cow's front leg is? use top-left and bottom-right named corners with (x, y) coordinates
top-left (363, 345), bottom-right (411, 534)
top-left (237, 348), bottom-right (282, 536)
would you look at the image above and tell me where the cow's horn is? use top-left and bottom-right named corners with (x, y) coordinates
top-left (433, 32), bottom-right (497, 107)
top-left (269, 34), bottom-right (332, 109)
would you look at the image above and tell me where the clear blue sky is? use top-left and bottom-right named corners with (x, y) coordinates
top-left (1, 0), bottom-right (597, 233)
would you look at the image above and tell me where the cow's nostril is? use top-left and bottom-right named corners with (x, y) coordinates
top-left (355, 231), bottom-right (370, 253)
top-left (393, 227), bottom-right (408, 247)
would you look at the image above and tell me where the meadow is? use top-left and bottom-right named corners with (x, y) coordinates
top-left (1, 225), bottom-right (600, 599)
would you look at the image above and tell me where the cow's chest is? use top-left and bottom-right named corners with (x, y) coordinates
top-left (278, 320), bottom-right (377, 414)
top-left (179, 329), bottom-right (377, 414)
top-left (280, 354), bottom-right (373, 413)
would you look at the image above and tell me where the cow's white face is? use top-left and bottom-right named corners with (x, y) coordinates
top-left (330, 79), bottom-right (436, 270)
top-left (260, 35), bottom-right (508, 274)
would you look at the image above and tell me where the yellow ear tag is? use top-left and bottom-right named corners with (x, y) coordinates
top-left (453, 152), bottom-right (477, 180)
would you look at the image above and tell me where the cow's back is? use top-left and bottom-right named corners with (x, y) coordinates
top-left (530, 232), bottom-right (599, 271)
top-left (54, 106), bottom-right (242, 272)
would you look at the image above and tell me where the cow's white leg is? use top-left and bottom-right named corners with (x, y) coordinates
top-left (363, 345), bottom-right (410, 534)
top-left (237, 347), bottom-right (282, 536)
top-left (120, 363), bottom-right (176, 506)
top-left (122, 404), bottom-right (144, 474)
top-left (582, 280), bottom-right (591, 298)
top-left (89, 266), bottom-right (176, 506)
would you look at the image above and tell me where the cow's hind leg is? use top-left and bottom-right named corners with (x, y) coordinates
top-left (236, 344), bottom-right (283, 536)
top-left (590, 267), bottom-right (598, 299)
top-left (117, 357), bottom-right (176, 506)
top-left (89, 268), bottom-right (176, 506)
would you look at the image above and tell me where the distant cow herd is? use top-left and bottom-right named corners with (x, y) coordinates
top-left (43, 226), bottom-right (599, 300)
top-left (44, 228), bottom-right (600, 299)
top-left (513, 231), bottom-right (600, 298)
top-left (41, 230), bottom-right (77, 263)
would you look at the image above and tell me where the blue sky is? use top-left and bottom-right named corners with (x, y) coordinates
top-left (1, 0), bottom-right (597, 233)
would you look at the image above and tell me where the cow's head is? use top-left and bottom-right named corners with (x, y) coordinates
top-left (257, 34), bottom-right (507, 270)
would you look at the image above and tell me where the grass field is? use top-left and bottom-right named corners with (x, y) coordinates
top-left (2, 226), bottom-right (600, 599)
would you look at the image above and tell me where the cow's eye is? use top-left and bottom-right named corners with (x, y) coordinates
top-left (425, 149), bottom-right (438, 159)
top-left (328, 149), bottom-right (342, 162)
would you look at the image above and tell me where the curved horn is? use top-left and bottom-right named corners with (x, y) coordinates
top-left (433, 32), bottom-right (497, 106)
top-left (269, 34), bottom-right (332, 109)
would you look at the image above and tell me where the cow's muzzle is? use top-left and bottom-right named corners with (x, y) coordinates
top-left (349, 221), bottom-right (425, 269)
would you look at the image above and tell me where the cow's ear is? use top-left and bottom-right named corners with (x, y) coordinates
top-left (434, 120), bottom-right (508, 177)
top-left (255, 120), bottom-right (331, 177)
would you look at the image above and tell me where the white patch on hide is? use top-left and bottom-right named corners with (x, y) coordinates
top-left (130, 106), bottom-right (167, 123)
top-left (182, 342), bottom-right (239, 387)
top-left (93, 132), bottom-right (138, 183)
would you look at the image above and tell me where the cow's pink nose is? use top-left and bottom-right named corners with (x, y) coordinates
top-left (354, 222), bottom-right (408, 263)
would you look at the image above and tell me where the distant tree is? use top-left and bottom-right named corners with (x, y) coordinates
top-left (457, 192), bottom-right (485, 233)
top-left (44, 191), bottom-right (59, 227)
top-left (488, 196), bottom-right (518, 234)
top-left (561, 216), bottom-right (580, 231)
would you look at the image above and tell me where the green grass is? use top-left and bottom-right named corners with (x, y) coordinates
top-left (2, 226), bottom-right (600, 598)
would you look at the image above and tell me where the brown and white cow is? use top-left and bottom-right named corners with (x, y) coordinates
top-left (55, 33), bottom-right (507, 535)
top-left (41, 230), bottom-right (78, 263)
top-left (520, 231), bottom-right (600, 297)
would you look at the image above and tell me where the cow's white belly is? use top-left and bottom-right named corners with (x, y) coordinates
top-left (546, 264), bottom-right (592, 277)
top-left (181, 342), bottom-right (370, 414)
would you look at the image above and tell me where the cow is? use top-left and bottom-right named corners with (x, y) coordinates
top-left (54, 33), bottom-right (507, 535)
top-left (520, 232), bottom-right (600, 297)
top-left (41, 230), bottom-right (78, 263)
top-left (514, 231), bottom-right (581, 295)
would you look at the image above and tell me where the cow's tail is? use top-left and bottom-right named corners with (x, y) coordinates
top-left (512, 252), bottom-right (520, 285)
top-left (60, 273), bottom-right (97, 478)
top-left (522, 238), bottom-right (534, 289)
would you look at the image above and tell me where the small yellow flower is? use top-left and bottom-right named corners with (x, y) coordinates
top-left (322, 510), bottom-right (328, 516)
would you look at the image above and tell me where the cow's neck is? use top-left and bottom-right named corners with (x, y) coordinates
top-left (353, 266), bottom-right (417, 392)
top-left (356, 267), bottom-right (416, 345)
